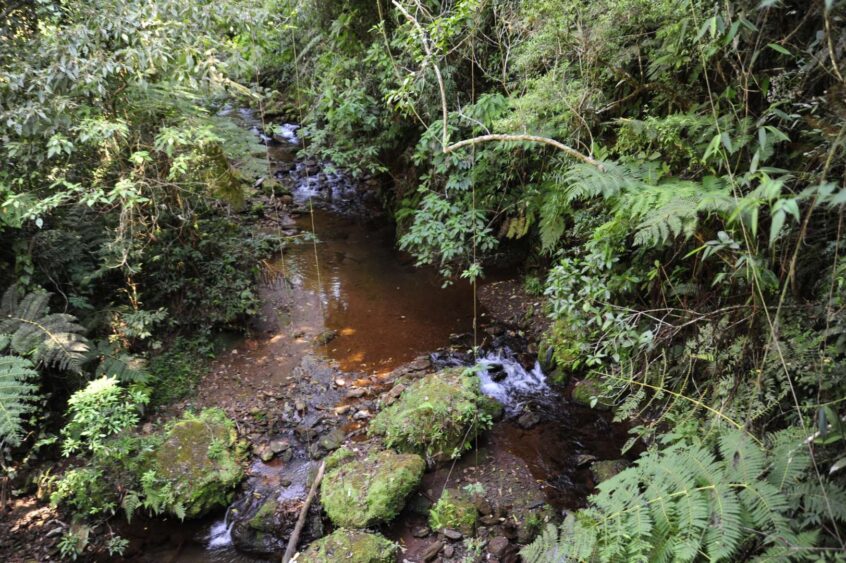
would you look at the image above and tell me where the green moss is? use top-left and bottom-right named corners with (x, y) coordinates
top-left (429, 489), bottom-right (478, 536)
top-left (300, 529), bottom-right (398, 563)
top-left (369, 368), bottom-right (494, 461)
top-left (151, 408), bottom-right (245, 518)
top-left (571, 379), bottom-right (613, 410)
top-left (320, 449), bottom-right (425, 528)
top-left (324, 446), bottom-right (355, 471)
top-left (248, 497), bottom-right (278, 530)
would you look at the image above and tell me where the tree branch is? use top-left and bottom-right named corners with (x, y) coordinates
top-left (391, 0), bottom-right (604, 170)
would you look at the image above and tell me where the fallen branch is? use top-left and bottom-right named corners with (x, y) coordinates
top-left (390, 0), bottom-right (603, 170)
top-left (281, 460), bottom-right (326, 563)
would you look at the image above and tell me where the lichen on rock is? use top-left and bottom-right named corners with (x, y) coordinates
top-left (300, 529), bottom-right (398, 563)
top-left (369, 368), bottom-right (497, 461)
top-left (320, 447), bottom-right (425, 528)
top-left (571, 378), bottom-right (614, 410)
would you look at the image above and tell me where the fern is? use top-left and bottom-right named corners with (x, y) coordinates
top-left (121, 490), bottom-right (142, 523)
top-left (92, 341), bottom-right (150, 383)
top-left (522, 428), bottom-right (823, 562)
top-left (0, 355), bottom-right (40, 446)
top-left (0, 286), bottom-right (90, 373)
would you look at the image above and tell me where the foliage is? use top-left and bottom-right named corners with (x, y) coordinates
top-left (428, 489), bottom-right (478, 535)
top-left (0, 286), bottom-right (90, 374)
top-left (0, 356), bottom-right (40, 447)
top-left (60, 376), bottom-right (149, 457)
top-left (523, 428), bottom-right (846, 562)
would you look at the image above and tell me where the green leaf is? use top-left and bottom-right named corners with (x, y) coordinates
top-left (767, 43), bottom-right (791, 56)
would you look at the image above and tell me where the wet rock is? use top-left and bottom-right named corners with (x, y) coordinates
top-left (443, 544), bottom-right (455, 558)
top-left (590, 459), bottom-right (630, 483)
top-left (516, 411), bottom-right (541, 429)
top-left (353, 409), bottom-right (371, 420)
top-left (442, 528), bottom-right (463, 541)
top-left (231, 495), bottom-right (323, 557)
top-left (574, 453), bottom-right (598, 467)
top-left (422, 540), bottom-right (444, 562)
top-left (270, 439), bottom-right (290, 453)
top-left (150, 408), bottom-right (244, 519)
top-left (487, 536), bottom-right (510, 558)
top-left (314, 329), bottom-right (338, 345)
top-left (369, 368), bottom-right (500, 462)
top-left (347, 387), bottom-right (367, 399)
top-left (334, 404), bottom-right (352, 415)
top-left (412, 526), bottom-right (431, 538)
top-left (300, 529), bottom-right (398, 563)
top-left (320, 448), bottom-right (425, 528)
top-left (319, 427), bottom-right (346, 452)
top-left (571, 379), bottom-right (613, 410)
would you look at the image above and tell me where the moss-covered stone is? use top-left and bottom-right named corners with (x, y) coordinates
top-left (369, 369), bottom-right (495, 461)
top-left (151, 408), bottom-right (245, 519)
top-left (571, 379), bottom-right (613, 410)
top-left (320, 449), bottom-right (425, 528)
top-left (590, 459), bottom-right (630, 483)
top-left (428, 489), bottom-right (478, 536)
top-left (300, 529), bottom-right (398, 563)
top-left (232, 494), bottom-right (323, 556)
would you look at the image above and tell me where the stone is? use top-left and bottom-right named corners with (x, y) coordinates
top-left (590, 459), bottom-right (630, 483)
top-left (353, 409), bottom-right (371, 420)
top-left (231, 495), bottom-right (323, 556)
top-left (320, 448), bottom-right (425, 528)
top-left (314, 330), bottom-right (338, 345)
top-left (443, 544), bottom-right (455, 558)
top-left (300, 528), bottom-right (398, 563)
top-left (422, 540), bottom-right (444, 562)
top-left (319, 427), bottom-right (346, 452)
top-left (347, 388), bottom-right (367, 399)
top-left (571, 379), bottom-right (613, 410)
top-left (442, 528), bottom-right (462, 541)
top-left (369, 368), bottom-right (500, 461)
top-left (487, 536), bottom-right (510, 558)
top-left (412, 526), bottom-right (430, 538)
top-left (516, 411), bottom-right (541, 429)
top-left (150, 408), bottom-right (244, 519)
top-left (270, 439), bottom-right (290, 453)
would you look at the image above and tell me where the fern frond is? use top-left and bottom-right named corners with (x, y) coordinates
top-left (0, 286), bottom-right (90, 373)
top-left (93, 341), bottom-right (150, 383)
top-left (0, 355), bottom-right (40, 446)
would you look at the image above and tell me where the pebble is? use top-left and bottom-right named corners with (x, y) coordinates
top-left (488, 536), bottom-right (510, 557)
top-left (353, 409), bottom-right (371, 420)
top-left (346, 388), bottom-right (366, 399)
top-left (442, 528), bottom-right (462, 541)
top-left (412, 526), bottom-right (430, 538)
top-left (443, 544), bottom-right (455, 558)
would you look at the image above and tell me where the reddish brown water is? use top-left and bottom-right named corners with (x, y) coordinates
top-left (282, 208), bottom-right (475, 373)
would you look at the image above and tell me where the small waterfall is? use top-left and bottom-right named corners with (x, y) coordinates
top-left (275, 123), bottom-right (300, 144)
top-left (207, 506), bottom-right (235, 549)
top-left (475, 350), bottom-right (550, 415)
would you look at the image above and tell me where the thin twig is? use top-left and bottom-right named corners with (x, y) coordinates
top-left (282, 461), bottom-right (325, 563)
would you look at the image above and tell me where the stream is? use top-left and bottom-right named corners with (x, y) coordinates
top-left (128, 112), bottom-right (630, 562)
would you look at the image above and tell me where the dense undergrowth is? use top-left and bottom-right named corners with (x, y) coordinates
top-left (269, 0), bottom-right (846, 560)
top-left (2, 0), bottom-right (845, 560)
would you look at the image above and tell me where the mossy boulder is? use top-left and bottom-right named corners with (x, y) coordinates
top-left (571, 379), bottom-right (614, 410)
top-left (231, 494), bottom-right (323, 556)
top-left (429, 488), bottom-right (478, 536)
top-left (300, 529), bottom-right (398, 563)
top-left (320, 448), bottom-right (425, 528)
top-left (369, 369), bottom-right (497, 461)
top-left (590, 459), bottom-right (630, 484)
top-left (150, 408), bottom-right (245, 519)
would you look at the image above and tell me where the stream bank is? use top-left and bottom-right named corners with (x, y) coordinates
top-left (109, 114), bottom-right (631, 562)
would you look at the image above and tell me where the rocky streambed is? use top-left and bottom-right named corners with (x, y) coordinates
top-left (112, 114), bottom-right (633, 563)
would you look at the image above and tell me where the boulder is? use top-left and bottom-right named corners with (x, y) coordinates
top-left (320, 448), bottom-right (424, 528)
top-left (300, 529), bottom-right (398, 563)
top-left (369, 368), bottom-right (499, 461)
top-left (231, 494), bottom-right (323, 556)
top-left (571, 379), bottom-right (614, 410)
top-left (150, 408), bottom-right (245, 519)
